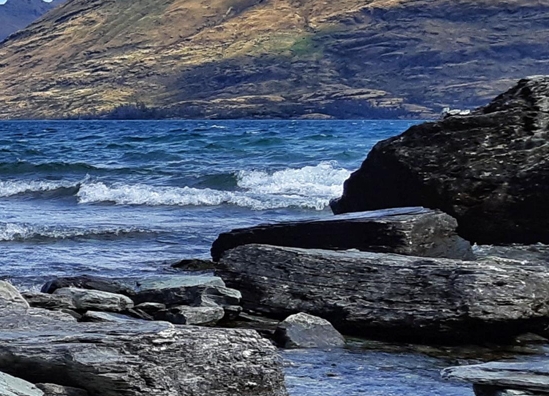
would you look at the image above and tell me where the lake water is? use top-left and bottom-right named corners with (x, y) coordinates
top-left (0, 119), bottom-right (474, 395)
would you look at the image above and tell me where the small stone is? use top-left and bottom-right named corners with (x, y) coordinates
top-left (275, 312), bottom-right (345, 349)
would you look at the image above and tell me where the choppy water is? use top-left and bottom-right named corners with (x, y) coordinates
top-left (0, 119), bottom-right (474, 395)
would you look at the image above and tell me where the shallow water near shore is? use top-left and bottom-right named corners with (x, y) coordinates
top-left (0, 119), bottom-right (499, 395)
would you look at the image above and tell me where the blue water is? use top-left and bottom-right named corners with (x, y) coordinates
top-left (0, 119), bottom-right (473, 395)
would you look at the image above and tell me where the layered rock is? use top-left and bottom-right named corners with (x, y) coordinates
top-left (217, 244), bottom-right (549, 343)
top-left (0, 281), bottom-right (288, 396)
top-left (331, 76), bottom-right (549, 244)
top-left (442, 360), bottom-right (549, 396)
top-left (211, 207), bottom-right (473, 261)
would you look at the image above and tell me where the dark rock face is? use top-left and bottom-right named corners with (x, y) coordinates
top-left (331, 76), bottom-right (549, 244)
top-left (211, 207), bottom-right (473, 261)
top-left (217, 244), bottom-right (549, 343)
top-left (442, 360), bottom-right (549, 396)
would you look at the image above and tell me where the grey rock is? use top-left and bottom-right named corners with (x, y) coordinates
top-left (0, 281), bottom-right (29, 310)
top-left (81, 311), bottom-right (141, 323)
top-left (211, 207), bottom-right (473, 261)
top-left (275, 312), bottom-right (345, 349)
top-left (41, 276), bottom-right (135, 296)
top-left (473, 244), bottom-right (549, 263)
top-left (0, 282), bottom-right (77, 329)
top-left (35, 384), bottom-right (88, 396)
top-left (217, 244), bottom-right (549, 343)
top-left (134, 275), bottom-right (241, 308)
top-left (0, 371), bottom-right (44, 396)
top-left (53, 287), bottom-right (134, 312)
top-left (330, 76), bottom-right (549, 245)
top-left (442, 360), bottom-right (549, 396)
top-left (22, 292), bottom-right (76, 311)
top-left (154, 305), bottom-right (225, 325)
top-left (0, 286), bottom-right (288, 396)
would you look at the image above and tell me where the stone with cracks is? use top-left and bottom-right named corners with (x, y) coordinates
top-left (211, 207), bottom-right (473, 261)
top-left (217, 244), bottom-right (549, 343)
top-left (35, 383), bottom-right (88, 396)
top-left (331, 76), bottom-right (549, 244)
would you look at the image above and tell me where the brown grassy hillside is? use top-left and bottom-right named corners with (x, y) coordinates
top-left (0, 0), bottom-right (548, 119)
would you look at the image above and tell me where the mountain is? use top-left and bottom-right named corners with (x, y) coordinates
top-left (0, 0), bottom-right (548, 119)
top-left (0, 0), bottom-right (63, 41)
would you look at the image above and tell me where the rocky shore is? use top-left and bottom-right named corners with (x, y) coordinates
top-left (4, 76), bottom-right (549, 395)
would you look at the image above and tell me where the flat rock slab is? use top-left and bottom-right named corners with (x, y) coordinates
top-left (442, 360), bottom-right (549, 395)
top-left (0, 281), bottom-right (288, 396)
top-left (133, 275), bottom-right (241, 307)
top-left (41, 276), bottom-right (135, 296)
top-left (217, 244), bottom-right (549, 343)
top-left (211, 207), bottom-right (474, 261)
top-left (53, 288), bottom-right (134, 312)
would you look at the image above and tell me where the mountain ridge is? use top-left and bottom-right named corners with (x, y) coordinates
top-left (0, 0), bottom-right (63, 41)
top-left (0, 0), bottom-right (547, 119)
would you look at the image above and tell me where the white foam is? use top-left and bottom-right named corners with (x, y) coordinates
top-left (237, 161), bottom-right (349, 197)
top-left (76, 162), bottom-right (351, 210)
top-left (0, 222), bottom-right (146, 241)
top-left (0, 180), bottom-right (74, 197)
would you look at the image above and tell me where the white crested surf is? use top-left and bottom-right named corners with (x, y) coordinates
top-left (76, 162), bottom-right (350, 210)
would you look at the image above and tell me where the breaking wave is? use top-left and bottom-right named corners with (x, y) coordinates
top-left (0, 162), bottom-right (350, 210)
top-left (77, 162), bottom-right (350, 210)
top-left (0, 223), bottom-right (150, 242)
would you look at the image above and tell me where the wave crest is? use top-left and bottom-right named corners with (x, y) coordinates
top-left (0, 223), bottom-right (149, 242)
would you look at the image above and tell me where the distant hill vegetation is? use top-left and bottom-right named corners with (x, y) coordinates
top-left (0, 0), bottom-right (63, 41)
top-left (0, 0), bottom-right (547, 119)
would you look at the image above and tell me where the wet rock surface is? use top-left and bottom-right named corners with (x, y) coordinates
top-left (331, 76), bottom-right (549, 245)
top-left (217, 244), bottom-right (549, 343)
top-left (212, 207), bottom-right (473, 261)
top-left (442, 360), bottom-right (549, 396)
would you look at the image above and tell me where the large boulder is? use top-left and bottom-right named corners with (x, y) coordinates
top-left (0, 281), bottom-right (288, 396)
top-left (442, 360), bottom-right (549, 396)
top-left (217, 244), bottom-right (549, 343)
top-left (211, 207), bottom-right (473, 261)
top-left (330, 76), bottom-right (549, 244)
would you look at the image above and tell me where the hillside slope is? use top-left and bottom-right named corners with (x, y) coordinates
top-left (0, 0), bottom-right (63, 41)
top-left (0, 0), bottom-right (548, 119)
